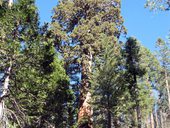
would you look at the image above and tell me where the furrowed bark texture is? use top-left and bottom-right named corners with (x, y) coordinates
top-left (78, 50), bottom-right (93, 128)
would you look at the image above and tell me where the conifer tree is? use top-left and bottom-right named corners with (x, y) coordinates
top-left (0, 0), bottom-right (73, 127)
top-left (91, 42), bottom-right (130, 128)
top-left (123, 37), bottom-right (159, 128)
top-left (138, 46), bottom-right (161, 127)
top-left (91, 38), bottom-right (159, 128)
top-left (154, 38), bottom-right (170, 128)
top-left (124, 37), bottom-right (144, 128)
top-left (0, 0), bottom-right (28, 126)
top-left (156, 38), bottom-right (170, 111)
top-left (52, 0), bottom-right (126, 127)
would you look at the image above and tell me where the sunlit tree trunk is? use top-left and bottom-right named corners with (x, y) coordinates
top-left (145, 116), bottom-right (149, 128)
top-left (155, 111), bottom-right (159, 128)
top-left (165, 71), bottom-right (170, 110)
top-left (0, 61), bottom-right (12, 128)
top-left (160, 110), bottom-right (165, 128)
top-left (78, 49), bottom-right (93, 128)
top-left (150, 112), bottom-right (154, 128)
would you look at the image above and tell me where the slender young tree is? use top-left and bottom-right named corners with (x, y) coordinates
top-left (125, 39), bottom-right (162, 128)
top-left (91, 42), bottom-right (130, 128)
top-left (124, 37), bottom-right (144, 128)
top-left (154, 38), bottom-right (170, 128)
top-left (139, 47), bottom-right (161, 128)
top-left (123, 37), bottom-right (159, 128)
top-left (156, 38), bottom-right (170, 111)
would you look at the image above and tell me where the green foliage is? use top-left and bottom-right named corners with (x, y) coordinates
top-left (0, 0), bottom-right (167, 128)
top-left (145, 0), bottom-right (170, 10)
top-left (52, 1), bottom-right (126, 126)
top-left (91, 43), bottom-right (131, 127)
top-left (156, 38), bottom-right (170, 70)
top-left (124, 37), bottom-right (157, 127)
top-left (0, 0), bottom-right (74, 127)
top-left (155, 37), bottom-right (170, 114)
top-left (52, 0), bottom-right (126, 56)
top-left (8, 41), bottom-right (72, 127)
top-left (124, 37), bottom-right (145, 101)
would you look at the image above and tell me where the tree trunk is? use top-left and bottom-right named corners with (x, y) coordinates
top-left (160, 110), bottom-right (164, 128)
top-left (0, 62), bottom-right (12, 128)
top-left (68, 107), bottom-right (74, 127)
top-left (107, 94), bottom-right (111, 128)
top-left (136, 103), bottom-right (142, 128)
top-left (145, 116), bottom-right (149, 128)
top-left (0, 100), bottom-right (5, 127)
top-left (113, 117), bottom-right (121, 128)
top-left (155, 110), bottom-right (159, 128)
top-left (150, 112), bottom-right (154, 128)
top-left (165, 114), bottom-right (170, 128)
top-left (133, 74), bottom-right (141, 128)
top-left (107, 109), bottom-right (111, 128)
top-left (78, 50), bottom-right (93, 128)
top-left (165, 71), bottom-right (170, 111)
top-left (130, 109), bottom-right (137, 128)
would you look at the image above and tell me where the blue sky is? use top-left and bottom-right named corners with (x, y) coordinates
top-left (36, 0), bottom-right (170, 51)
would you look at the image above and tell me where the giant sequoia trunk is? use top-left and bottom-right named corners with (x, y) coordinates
top-left (78, 49), bottom-right (93, 128)
top-left (0, 62), bottom-right (12, 127)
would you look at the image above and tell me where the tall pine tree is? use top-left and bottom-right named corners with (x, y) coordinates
top-left (91, 42), bottom-right (130, 128)
top-left (124, 37), bottom-right (148, 128)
